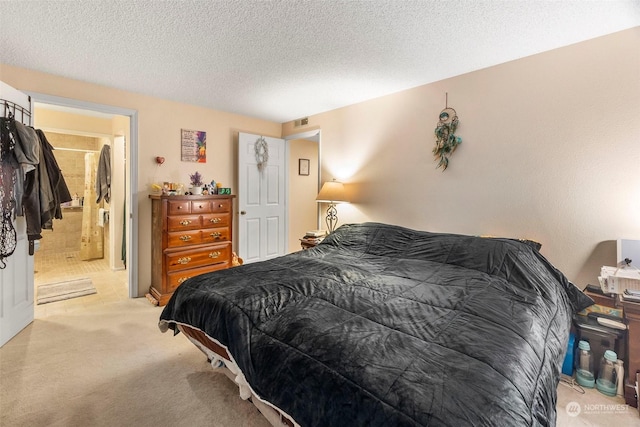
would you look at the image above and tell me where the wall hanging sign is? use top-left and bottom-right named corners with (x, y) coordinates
top-left (181, 129), bottom-right (207, 163)
top-left (254, 136), bottom-right (269, 172)
top-left (433, 93), bottom-right (462, 171)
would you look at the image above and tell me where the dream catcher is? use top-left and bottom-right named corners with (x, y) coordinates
top-left (433, 94), bottom-right (462, 171)
top-left (254, 136), bottom-right (269, 172)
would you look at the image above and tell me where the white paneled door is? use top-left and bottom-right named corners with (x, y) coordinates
top-left (0, 81), bottom-right (35, 347)
top-left (238, 133), bottom-right (286, 263)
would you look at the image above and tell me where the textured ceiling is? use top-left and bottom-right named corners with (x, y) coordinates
top-left (1, 1), bottom-right (639, 123)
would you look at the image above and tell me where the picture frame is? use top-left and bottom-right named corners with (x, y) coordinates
top-left (298, 158), bottom-right (310, 176)
top-left (181, 129), bottom-right (207, 163)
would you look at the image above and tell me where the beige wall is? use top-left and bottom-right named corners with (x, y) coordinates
top-left (283, 28), bottom-right (640, 288)
top-left (288, 139), bottom-right (319, 251)
top-left (34, 108), bottom-right (113, 136)
top-left (1, 63), bottom-right (281, 296)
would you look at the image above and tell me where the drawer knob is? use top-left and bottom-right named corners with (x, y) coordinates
top-left (177, 257), bottom-right (191, 265)
top-left (209, 251), bottom-right (221, 259)
top-left (177, 276), bottom-right (189, 284)
top-left (196, 204), bottom-right (203, 209)
top-left (218, 204), bottom-right (223, 208)
top-left (210, 217), bottom-right (221, 224)
top-left (180, 219), bottom-right (191, 226)
top-left (179, 235), bottom-right (192, 241)
top-left (177, 206), bottom-right (182, 210)
top-left (210, 232), bottom-right (222, 238)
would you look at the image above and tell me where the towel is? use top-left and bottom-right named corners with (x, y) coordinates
top-left (95, 144), bottom-right (111, 203)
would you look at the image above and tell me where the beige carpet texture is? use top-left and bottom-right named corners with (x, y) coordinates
top-left (1, 297), bottom-right (638, 426)
top-left (0, 299), bottom-right (269, 427)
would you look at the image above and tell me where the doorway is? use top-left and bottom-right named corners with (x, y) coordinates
top-left (236, 130), bottom-right (320, 262)
top-left (32, 112), bottom-right (124, 314)
top-left (26, 93), bottom-right (139, 315)
top-left (285, 129), bottom-right (321, 252)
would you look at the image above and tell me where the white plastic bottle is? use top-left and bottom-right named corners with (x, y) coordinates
top-left (615, 359), bottom-right (625, 397)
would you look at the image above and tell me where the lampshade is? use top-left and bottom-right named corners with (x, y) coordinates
top-left (316, 181), bottom-right (349, 203)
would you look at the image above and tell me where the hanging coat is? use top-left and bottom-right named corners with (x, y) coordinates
top-left (12, 120), bottom-right (40, 217)
top-left (35, 129), bottom-right (72, 231)
top-left (9, 120), bottom-right (43, 240)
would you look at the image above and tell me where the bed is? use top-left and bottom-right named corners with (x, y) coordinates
top-left (159, 222), bottom-right (593, 426)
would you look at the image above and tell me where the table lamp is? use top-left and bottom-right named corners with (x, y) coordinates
top-left (316, 179), bottom-right (349, 233)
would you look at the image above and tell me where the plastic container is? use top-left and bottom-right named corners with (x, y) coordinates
top-left (596, 350), bottom-right (618, 396)
top-left (575, 340), bottom-right (595, 388)
top-left (561, 332), bottom-right (576, 376)
top-left (573, 315), bottom-right (626, 379)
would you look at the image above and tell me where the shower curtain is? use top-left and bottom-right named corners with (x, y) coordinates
top-left (80, 151), bottom-right (104, 260)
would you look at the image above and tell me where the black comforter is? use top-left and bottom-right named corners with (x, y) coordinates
top-left (159, 222), bottom-right (593, 426)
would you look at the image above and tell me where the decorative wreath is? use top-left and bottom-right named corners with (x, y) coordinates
top-left (433, 107), bottom-right (462, 171)
top-left (254, 136), bottom-right (269, 172)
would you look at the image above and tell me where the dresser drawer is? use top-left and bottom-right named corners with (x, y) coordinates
top-left (202, 212), bottom-right (230, 227)
top-left (211, 199), bottom-right (231, 213)
top-left (191, 199), bottom-right (212, 213)
top-left (167, 230), bottom-right (202, 248)
top-left (168, 200), bottom-right (191, 215)
top-left (166, 244), bottom-right (231, 272)
top-left (167, 263), bottom-right (230, 292)
top-left (201, 227), bottom-right (230, 244)
top-left (167, 214), bottom-right (201, 231)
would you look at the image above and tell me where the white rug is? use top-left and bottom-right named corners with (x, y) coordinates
top-left (37, 278), bottom-right (97, 304)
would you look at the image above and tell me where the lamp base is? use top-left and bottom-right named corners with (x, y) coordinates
top-left (325, 204), bottom-right (338, 233)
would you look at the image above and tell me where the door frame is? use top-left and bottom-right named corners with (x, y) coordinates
top-left (26, 92), bottom-right (139, 298)
top-left (284, 129), bottom-right (322, 233)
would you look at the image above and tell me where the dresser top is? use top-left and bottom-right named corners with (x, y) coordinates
top-left (149, 194), bottom-right (235, 200)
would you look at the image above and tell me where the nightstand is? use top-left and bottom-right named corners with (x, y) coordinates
top-left (620, 296), bottom-right (640, 409)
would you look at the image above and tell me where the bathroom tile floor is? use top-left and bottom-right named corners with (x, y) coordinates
top-left (34, 251), bottom-right (128, 318)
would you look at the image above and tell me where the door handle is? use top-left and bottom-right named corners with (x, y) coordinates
top-left (240, 211), bottom-right (246, 215)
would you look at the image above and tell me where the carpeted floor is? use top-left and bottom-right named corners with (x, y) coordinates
top-left (1, 296), bottom-right (638, 426)
top-left (0, 298), bottom-right (270, 427)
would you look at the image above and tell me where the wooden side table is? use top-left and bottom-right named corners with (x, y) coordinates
top-left (621, 296), bottom-right (640, 408)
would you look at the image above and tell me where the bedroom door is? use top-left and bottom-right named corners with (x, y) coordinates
top-left (238, 132), bottom-right (286, 263)
top-left (0, 80), bottom-right (35, 347)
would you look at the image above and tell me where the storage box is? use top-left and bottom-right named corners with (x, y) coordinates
top-left (599, 266), bottom-right (640, 294)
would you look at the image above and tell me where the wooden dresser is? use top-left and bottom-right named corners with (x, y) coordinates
top-left (147, 194), bottom-right (235, 306)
